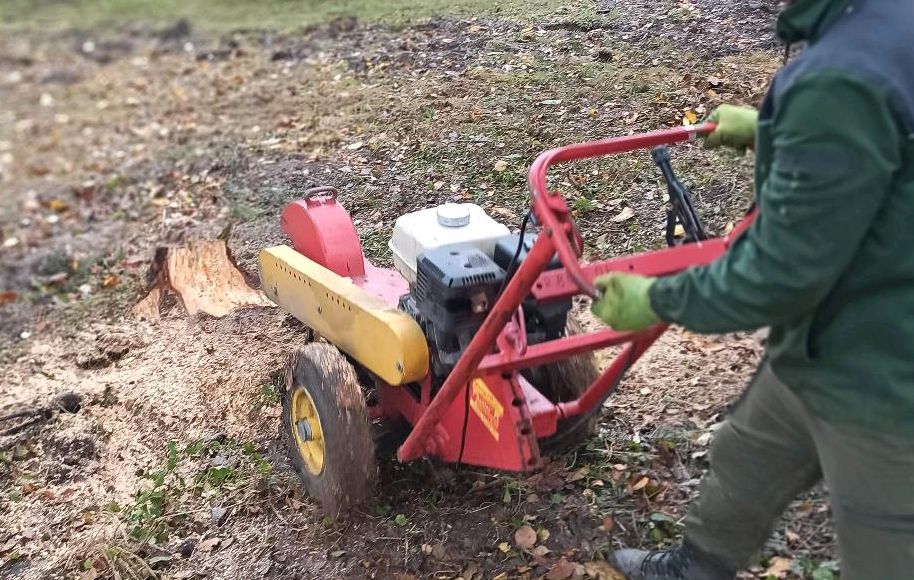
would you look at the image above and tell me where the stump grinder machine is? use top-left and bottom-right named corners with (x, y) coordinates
top-left (258, 124), bottom-right (756, 512)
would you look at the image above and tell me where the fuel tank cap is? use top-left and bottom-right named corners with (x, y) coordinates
top-left (436, 203), bottom-right (471, 227)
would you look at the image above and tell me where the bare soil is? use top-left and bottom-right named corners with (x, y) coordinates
top-left (1, 2), bottom-right (837, 579)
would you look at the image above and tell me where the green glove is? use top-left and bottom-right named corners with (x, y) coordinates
top-left (590, 273), bottom-right (660, 331)
top-left (703, 104), bottom-right (758, 152)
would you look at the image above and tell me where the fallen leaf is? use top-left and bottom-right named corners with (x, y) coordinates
top-left (0, 291), bottom-right (17, 305)
top-left (611, 207), bottom-right (635, 222)
top-left (487, 206), bottom-right (517, 223)
top-left (147, 553), bottom-right (172, 566)
top-left (47, 199), bottom-right (69, 213)
top-left (584, 560), bottom-right (625, 579)
top-left (765, 556), bottom-right (792, 578)
top-left (101, 274), bottom-right (119, 288)
top-left (538, 99), bottom-right (562, 106)
top-left (673, 223), bottom-right (686, 237)
top-left (430, 543), bottom-right (446, 560)
top-left (497, 542), bottom-right (511, 554)
top-left (547, 558), bottom-right (576, 580)
top-left (514, 525), bottom-right (537, 550)
top-left (566, 466), bottom-right (589, 482)
top-left (43, 272), bottom-right (69, 285)
top-left (197, 537), bottom-right (221, 552)
top-left (493, 160), bottom-right (508, 172)
top-left (682, 110), bottom-right (699, 125)
top-left (531, 545), bottom-right (551, 557)
top-left (631, 476), bottom-right (650, 492)
top-left (462, 562), bottom-right (480, 580)
top-left (537, 527), bottom-right (550, 543)
top-left (649, 512), bottom-right (675, 523)
top-left (433, 180), bottom-right (444, 190)
top-left (12, 444), bottom-right (31, 460)
top-left (346, 141), bottom-right (364, 151)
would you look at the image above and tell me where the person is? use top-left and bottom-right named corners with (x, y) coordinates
top-left (589, 0), bottom-right (914, 578)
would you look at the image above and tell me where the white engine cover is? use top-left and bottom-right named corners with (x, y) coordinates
top-left (389, 203), bottom-right (510, 283)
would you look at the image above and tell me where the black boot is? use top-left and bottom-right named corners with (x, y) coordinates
top-left (610, 541), bottom-right (735, 580)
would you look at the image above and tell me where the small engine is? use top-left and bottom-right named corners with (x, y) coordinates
top-left (400, 245), bottom-right (505, 376)
top-left (391, 203), bottom-right (573, 379)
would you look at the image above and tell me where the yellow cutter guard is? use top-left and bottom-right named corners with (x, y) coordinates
top-left (259, 245), bottom-right (429, 385)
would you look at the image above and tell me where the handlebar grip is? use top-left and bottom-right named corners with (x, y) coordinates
top-left (527, 123), bottom-right (716, 299)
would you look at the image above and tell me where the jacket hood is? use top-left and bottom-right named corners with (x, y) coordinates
top-left (777, 0), bottom-right (854, 43)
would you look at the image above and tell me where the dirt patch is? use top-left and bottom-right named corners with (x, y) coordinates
top-left (602, 0), bottom-right (781, 57)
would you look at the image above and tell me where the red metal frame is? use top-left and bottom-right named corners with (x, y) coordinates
top-left (281, 124), bottom-right (759, 473)
top-left (393, 123), bottom-right (756, 468)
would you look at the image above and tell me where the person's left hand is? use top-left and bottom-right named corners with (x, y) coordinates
top-left (590, 273), bottom-right (660, 331)
top-left (703, 104), bottom-right (758, 153)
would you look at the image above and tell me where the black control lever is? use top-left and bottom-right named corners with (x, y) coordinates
top-left (651, 146), bottom-right (707, 247)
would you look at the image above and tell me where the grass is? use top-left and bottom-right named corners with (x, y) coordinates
top-left (0, 0), bottom-right (595, 32)
top-left (78, 436), bottom-right (283, 577)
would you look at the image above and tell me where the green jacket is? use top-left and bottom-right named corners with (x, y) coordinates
top-left (650, 0), bottom-right (914, 433)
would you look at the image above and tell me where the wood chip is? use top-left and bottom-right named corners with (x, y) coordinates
top-left (611, 207), bottom-right (635, 222)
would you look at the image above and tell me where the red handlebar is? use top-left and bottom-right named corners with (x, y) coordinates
top-left (396, 123), bottom-right (723, 464)
top-left (527, 123), bottom-right (716, 298)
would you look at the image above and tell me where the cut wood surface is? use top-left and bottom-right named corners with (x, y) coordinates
top-left (133, 240), bottom-right (270, 319)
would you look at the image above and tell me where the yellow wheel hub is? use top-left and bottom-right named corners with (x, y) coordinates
top-left (290, 388), bottom-right (325, 475)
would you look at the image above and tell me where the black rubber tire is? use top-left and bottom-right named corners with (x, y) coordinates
top-left (280, 343), bottom-right (377, 514)
top-left (524, 318), bottom-right (603, 454)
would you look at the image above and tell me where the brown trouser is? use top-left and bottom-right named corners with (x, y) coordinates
top-left (686, 363), bottom-right (914, 579)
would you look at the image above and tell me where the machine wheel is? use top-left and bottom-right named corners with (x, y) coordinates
top-left (281, 343), bottom-right (377, 513)
top-left (524, 318), bottom-right (602, 454)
